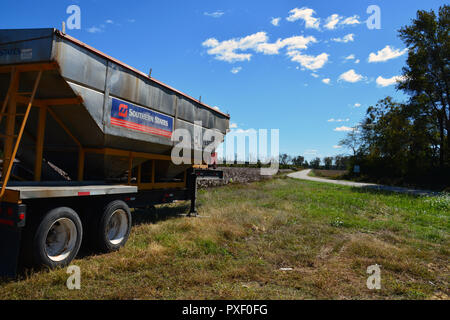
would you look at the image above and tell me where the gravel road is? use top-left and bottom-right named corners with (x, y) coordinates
top-left (288, 169), bottom-right (439, 196)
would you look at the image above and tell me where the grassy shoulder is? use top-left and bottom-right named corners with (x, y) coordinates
top-left (309, 169), bottom-right (449, 192)
top-left (0, 176), bottom-right (448, 299)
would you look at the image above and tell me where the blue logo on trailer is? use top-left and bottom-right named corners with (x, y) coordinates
top-left (110, 98), bottom-right (173, 138)
top-left (0, 48), bottom-right (20, 56)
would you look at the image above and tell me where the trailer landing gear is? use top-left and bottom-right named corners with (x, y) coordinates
top-left (188, 171), bottom-right (198, 217)
top-left (179, 170), bottom-right (204, 218)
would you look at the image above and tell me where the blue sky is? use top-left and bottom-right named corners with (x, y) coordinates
top-left (1, 0), bottom-right (447, 161)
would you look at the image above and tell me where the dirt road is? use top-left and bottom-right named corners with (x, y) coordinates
top-left (288, 169), bottom-right (438, 196)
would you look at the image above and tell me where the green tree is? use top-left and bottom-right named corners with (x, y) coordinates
top-left (310, 157), bottom-right (321, 169)
top-left (292, 155), bottom-right (305, 167)
top-left (398, 5), bottom-right (449, 167)
top-left (360, 97), bottom-right (415, 177)
top-left (303, 160), bottom-right (309, 168)
top-left (279, 153), bottom-right (291, 166)
top-left (351, 96), bottom-right (440, 181)
top-left (338, 127), bottom-right (361, 157)
top-left (323, 157), bottom-right (333, 170)
top-left (334, 155), bottom-right (350, 170)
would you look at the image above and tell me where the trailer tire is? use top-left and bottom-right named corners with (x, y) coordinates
top-left (96, 200), bottom-right (132, 253)
top-left (33, 207), bottom-right (83, 269)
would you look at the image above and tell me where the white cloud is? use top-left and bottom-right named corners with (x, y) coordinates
top-left (324, 14), bottom-right (361, 30)
top-left (202, 38), bottom-right (219, 47)
top-left (202, 32), bottom-right (319, 64)
top-left (332, 33), bottom-right (354, 43)
top-left (256, 35), bottom-right (317, 55)
top-left (287, 52), bottom-right (329, 70)
top-left (333, 145), bottom-right (343, 149)
top-left (345, 54), bottom-right (355, 60)
top-left (324, 14), bottom-right (341, 30)
top-left (280, 35), bottom-right (318, 51)
top-left (368, 45), bottom-right (407, 63)
top-left (271, 17), bottom-right (281, 26)
top-left (334, 126), bottom-right (354, 132)
top-left (311, 73), bottom-right (319, 78)
top-left (354, 103), bottom-right (361, 107)
top-left (87, 26), bottom-right (102, 33)
top-left (231, 67), bottom-right (242, 74)
top-left (287, 7), bottom-right (320, 30)
top-left (338, 69), bottom-right (364, 83)
top-left (234, 128), bottom-right (255, 134)
top-left (341, 15), bottom-right (361, 25)
top-left (344, 54), bottom-right (360, 64)
top-left (204, 11), bottom-right (225, 18)
top-left (236, 32), bottom-right (269, 50)
top-left (128, 19), bottom-right (136, 23)
top-left (376, 75), bottom-right (406, 87)
top-left (322, 78), bottom-right (331, 84)
top-left (105, 19), bottom-right (114, 24)
top-left (229, 123), bottom-right (238, 129)
top-left (202, 32), bottom-right (268, 62)
top-left (328, 118), bottom-right (350, 122)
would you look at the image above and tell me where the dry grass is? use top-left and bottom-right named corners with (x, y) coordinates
top-left (0, 175), bottom-right (448, 300)
top-left (310, 169), bottom-right (348, 179)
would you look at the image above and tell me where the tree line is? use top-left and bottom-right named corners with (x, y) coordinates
top-left (340, 6), bottom-right (449, 188)
top-left (278, 154), bottom-right (351, 170)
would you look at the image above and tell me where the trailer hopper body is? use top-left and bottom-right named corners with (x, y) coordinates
top-left (0, 29), bottom-right (228, 277)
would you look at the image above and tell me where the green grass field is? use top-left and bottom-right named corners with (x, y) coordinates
top-left (0, 175), bottom-right (448, 300)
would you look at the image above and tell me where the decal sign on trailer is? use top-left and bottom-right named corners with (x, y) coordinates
top-left (110, 98), bottom-right (173, 138)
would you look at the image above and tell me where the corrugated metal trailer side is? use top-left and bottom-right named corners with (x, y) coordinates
top-left (0, 29), bottom-right (227, 278)
top-left (0, 28), bottom-right (229, 181)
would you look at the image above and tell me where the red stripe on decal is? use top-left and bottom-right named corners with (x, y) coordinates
top-left (110, 117), bottom-right (172, 138)
top-left (111, 118), bottom-right (172, 136)
top-left (78, 192), bottom-right (90, 196)
top-left (0, 219), bottom-right (14, 226)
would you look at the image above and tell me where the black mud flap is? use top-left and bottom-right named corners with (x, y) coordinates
top-left (0, 203), bottom-right (26, 279)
